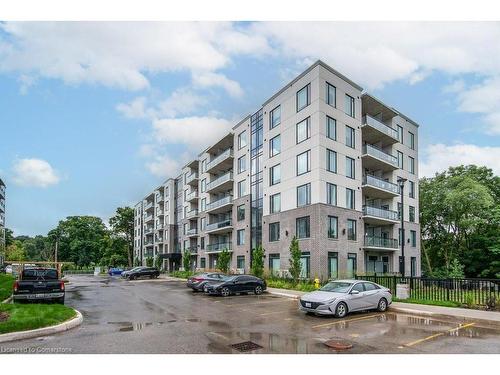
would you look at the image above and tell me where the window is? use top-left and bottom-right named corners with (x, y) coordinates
top-left (410, 230), bottom-right (417, 247)
top-left (327, 182), bottom-right (337, 206)
top-left (200, 257), bottom-right (206, 268)
top-left (270, 105), bottom-right (281, 128)
top-left (345, 125), bottom-right (355, 148)
top-left (397, 202), bottom-right (403, 220)
top-left (200, 236), bottom-right (205, 249)
top-left (296, 117), bottom-right (310, 144)
top-left (269, 222), bottom-right (280, 242)
top-left (328, 216), bottom-right (338, 239)
top-left (346, 188), bottom-right (355, 209)
top-left (238, 156), bottom-right (246, 174)
top-left (270, 164), bottom-right (281, 185)
top-left (347, 253), bottom-right (357, 278)
top-left (397, 151), bottom-right (404, 169)
top-left (326, 82), bottom-right (336, 106)
top-left (238, 180), bottom-right (246, 197)
top-left (346, 156), bottom-right (355, 179)
top-left (296, 216), bottom-right (310, 239)
top-left (237, 229), bottom-right (245, 245)
top-left (200, 217), bottom-right (206, 230)
top-left (408, 156), bottom-right (415, 174)
top-left (201, 159), bottom-right (206, 173)
top-left (201, 178), bottom-right (206, 193)
top-left (237, 256), bottom-right (245, 270)
top-left (363, 282), bottom-right (379, 291)
top-left (409, 206), bottom-right (415, 222)
top-left (347, 219), bottom-right (357, 240)
top-left (297, 183), bottom-right (311, 207)
top-left (397, 125), bottom-right (404, 143)
top-left (409, 180), bottom-right (415, 198)
top-left (237, 204), bottom-right (245, 221)
top-left (300, 252), bottom-right (310, 278)
top-left (201, 198), bottom-right (206, 211)
top-left (269, 254), bottom-right (280, 275)
top-left (326, 116), bottom-right (336, 140)
top-left (344, 94), bottom-right (355, 117)
top-left (238, 130), bottom-right (247, 149)
top-left (269, 134), bottom-right (281, 157)
top-left (296, 84), bottom-right (310, 112)
top-left (183, 223), bottom-right (188, 235)
top-left (408, 131), bottom-right (415, 150)
top-left (296, 150), bottom-right (311, 175)
top-left (411, 257), bottom-right (417, 277)
top-left (326, 149), bottom-right (337, 173)
top-left (328, 252), bottom-right (338, 279)
top-left (270, 193), bottom-right (281, 214)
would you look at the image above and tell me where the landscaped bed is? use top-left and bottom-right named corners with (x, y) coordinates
top-left (0, 274), bottom-right (15, 301)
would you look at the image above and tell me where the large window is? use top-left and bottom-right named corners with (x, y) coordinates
top-left (300, 252), bottom-right (310, 278)
top-left (411, 257), bottom-right (417, 277)
top-left (270, 164), bottom-right (281, 185)
top-left (346, 156), bottom-right (355, 179)
top-left (238, 155), bottom-right (246, 174)
top-left (328, 252), bottom-right (338, 279)
top-left (297, 183), bottom-right (311, 207)
top-left (409, 180), bottom-right (415, 198)
top-left (347, 219), bottom-right (357, 240)
top-left (200, 257), bottom-right (206, 268)
top-left (269, 134), bottom-right (281, 157)
top-left (270, 193), bottom-right (281, 214)
top-left (269, 254), bottom-right (281, 275)
top-left (397, 151), bottom-right (404, 169)
top-left (201, 178), bottom-right (206, 193)
top-left (296, 117), bottom-right (310, 144)
top-left (238, 130), bottom-right (247, 149)
top-left (326, 116), bottom-right (336, 140)
top-left (237, 229), bottom-right (245, 245)
top-left (237, 204), bottom-right (245, 221)
top-left (326, 82), bottom-right (336, 107)
top-left (326, 149), bottom-right (337, 173)
top-left (296, 216), bottom-right (310, 239)
top-left (327, 182), bottom-right (337, 206)
top-left (269, 222), bottom-right (280, 242)
top-left (346, 188), bottom-right (355, 209)
top-left (345, 125), bottom-right (355, 148)
top-left (238, 180), bottom-right (246, 197)
top-left (410, 230), bottom-right (417, 247)
top-left (237, 256), bottom-right (245, 270)
top-left (408, 131), bottom-right (415, 150)
top-left (409, 206), bottom-right (415, 222)
top-left (270, 105), bottom-right (281, 129)
top-left (296, 84), bottom-right (310, 112)
top-left (344, 94), bottom-right (355, 117)
top-left (201, 198), bottom-right (206, 211)
top-left (347, 253), bottom-right (357, 278)
top-left (397, 125), bottom-right (404, 143)
top-left (296, 150), bottom-right (311, 175)
top-left (328, 216), bottom-right (338, 239)
top-left (409, 156), bottom-right (415, 174)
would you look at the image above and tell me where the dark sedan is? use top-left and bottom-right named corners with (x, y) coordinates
top-left (204, 275), bottom-right (266, 297)
top-left (187, 272), bottom-right (226, 291)
top-left (125, 267), bottom-right (160, 280)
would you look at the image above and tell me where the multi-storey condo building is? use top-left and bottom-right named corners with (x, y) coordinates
top-left (0, 178), bottom-right (6, 265)
top-left (134, 60), bottom-right (421, 279)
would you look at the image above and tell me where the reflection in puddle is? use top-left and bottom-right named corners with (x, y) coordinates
top-left (107, 321), bottom-right (164, 332)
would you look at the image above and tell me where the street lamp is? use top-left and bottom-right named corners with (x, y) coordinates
top-left (397, 178), bottom-right (407, 278)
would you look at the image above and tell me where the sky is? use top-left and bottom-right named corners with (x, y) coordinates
top-left (1, 21), bottom-right (500, 236)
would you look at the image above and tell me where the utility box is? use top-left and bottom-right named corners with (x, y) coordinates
top-left (94, 266), bottom-right (101, 276)
top-left (396, 283), bottom-right (410, 299)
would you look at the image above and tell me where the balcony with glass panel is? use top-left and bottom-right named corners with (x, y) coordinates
top-left (362, 144), bottom-right (398, 172)
top-left (206, 172), bottom-right (233, 194)
top-left (206, 148), bottom-right (234, 174)
top-left (185, 209), bottom-right (199, 219)
top-left (144, 201), bottom-right (154, 211)
top-left (186, 228), bottom-right (198, 237)
top-left (362, 205), bottom-right (399, 225)
top-left (362, 115), bottom-right (399, 145)
top-left (186, 246), bottom-right (198, 254)
top-left (205, 242), bottom-right (233, 253)
top-left (186, 190), bottom-right (199, 203)
top-left (156, 193), bottom-right (165, 203)
top-left (363, 236), bottom-right (399, 251)
top-left (157, 208), bottom-right (165, 216)
top-left (206, 195), bottom-right (233, 214)
top-left (144, 214), bottom-right (154, 223)
top-left (144, 226), bottom-right (154, 234)
top-left (205, 218), bottom-right (232, 234)
top-left (362, 175), bottom-right (400, 199)
top-left (186, 172), bottom-right (199, 186)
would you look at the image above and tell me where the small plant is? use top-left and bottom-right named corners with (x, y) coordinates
top-left (182, 249), bottom-right (191, 271)
top-left (145, 257), bottom-right (154, 267)
top-left (154, 256), bottom-right (162, 270)
top-left (251, 245), bottom-right (265, 279)
top-left (465, 294), bottom-right (475, 309)
top-left (486, 296), bottom-right (498, 311)
top-left (288, 236), bottom-right (302, 284)
top-left (217, 248), bottom-right (231, 274)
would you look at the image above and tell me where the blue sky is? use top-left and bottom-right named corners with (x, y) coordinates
top-left (0, 22), bottom-right (499, 236)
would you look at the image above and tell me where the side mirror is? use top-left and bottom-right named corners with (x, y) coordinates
top-left (350, 290), bottom-right (360, 295)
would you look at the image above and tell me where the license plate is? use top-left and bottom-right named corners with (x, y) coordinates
top-left (305, 302), bottom-right (311, 308)
top-left (35, 294), bottom-right (45, 298)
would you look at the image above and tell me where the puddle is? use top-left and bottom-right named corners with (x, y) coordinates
top-left (107, 321), bottom-right (164, 332)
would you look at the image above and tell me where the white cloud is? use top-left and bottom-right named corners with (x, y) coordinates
top-left (145, 155), bottom-right (182, 179)
top-left (12, 158), bottom-right (61, 187)
top-left (419, 143), bottom-right (500, 177)
top-left (116, 96), bottom-right (149, 119)
top-left (192, 72), bottom-right (243, 98)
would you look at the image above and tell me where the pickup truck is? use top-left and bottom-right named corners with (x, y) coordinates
top-left (13, 268), bottom-right (65, 304)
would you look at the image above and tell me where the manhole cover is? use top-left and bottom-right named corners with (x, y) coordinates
top-left (324, 340), bottom-right (353, 350)
top-left (230, 341), bottom-right (263, 352)
top-left (0, 312), bottom-right (9, 322)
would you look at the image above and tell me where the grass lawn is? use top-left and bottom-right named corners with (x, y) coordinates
top-left (0, 303), bottom-right (76, 335)
top-left (0, 274), bottom-right (15, 301)
top-left (266, 278), bottom-right (318, 292)
top-left (393, 297), bottom-right (462, 308)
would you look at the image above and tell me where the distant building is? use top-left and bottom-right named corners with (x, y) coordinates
top-left (0, 177), bottom-right (5, 265)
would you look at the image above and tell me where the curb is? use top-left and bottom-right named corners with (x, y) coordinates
top-left (1, 296), bottom-right (12, 304)
top-left (0, 309), bottom-right (83, 343)
top-left (267, 290), bottom-right (302, 299)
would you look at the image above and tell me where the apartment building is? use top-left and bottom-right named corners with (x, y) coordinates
top-left (133, 60), bottom-right (421, 279)
top-left (0, 178), bottom-right (5, 265)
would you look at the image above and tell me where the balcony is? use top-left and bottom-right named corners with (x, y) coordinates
top-left (144, 214), bottom-right (154, 223)
top-left (362, 205), bottom-right (399, 225)
top-left (144, 201), bottom-right (154, 211)
top-left (186, 172), bottom-right (199, 186)
top-left (206, 148), bottom-right (234, 173)
top-left (186, 190), bottom-right (199, 203)
top-left (144, 239), bottom-right (154, 246)
top-left (363, 236), bottom-right (399, 251)
top-left (205, 218), bottom-right (232, 234)
top-left (206, 172), bottom-right (233, 193)
top-left (144, 227), bottom-right (154, 234)
top-left (362, 144), bottom-right (398, 172)
top-left (185, 209), bottom-right (199, 219)
top-left (362, 175), bottom-right (400, 199)
top-left (362, 115), bottom-right (399, 145)
top-left (186, 246), bottom-right (198, 254)
top-left (156, 236), bottom-right (164, 243)
top-left (186, 228), bottom-right (198, 237)
top-left (156, 194), bottom-right (165, 203)
top-left (206, 195), bottom-right (233, 214)
top-left (205, 242), bottom-right (233, 253)
top-left (157, 209), bottom-right (165, 216)
top-left (157, 223), bottom-right (165, 230)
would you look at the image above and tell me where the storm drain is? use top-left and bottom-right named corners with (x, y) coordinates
top-left (230, 341), bottom-right (263, 352)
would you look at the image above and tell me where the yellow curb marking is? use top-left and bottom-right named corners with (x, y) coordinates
top-left (403, 322), bottom-right (476, 347)
top-left (312, 314), bottom-right (382, 329)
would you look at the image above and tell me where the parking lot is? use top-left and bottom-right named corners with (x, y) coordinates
top-left (1, 275), bottom-right (499, 354)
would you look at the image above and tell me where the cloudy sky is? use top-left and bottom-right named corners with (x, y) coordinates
top-left (1, 21), bottom-right (499, 236)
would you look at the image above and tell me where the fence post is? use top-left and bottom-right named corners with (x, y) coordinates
top-left (447, 279), bottom-right (450, 301)
top-left (393, 275), bottom-right (397, 295)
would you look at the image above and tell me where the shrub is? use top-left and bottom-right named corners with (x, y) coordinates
top-left (182, 249), bottom-right (190, 271)
top-left (145, 257), bottom-right (154, 267)
top-left (251, 245), bottom-right (265, 278)
top-left (217, 248), bottom-right (231, 273)
top-left (288, 236), bottom-right (301, 284)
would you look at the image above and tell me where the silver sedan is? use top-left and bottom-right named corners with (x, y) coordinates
top-left (299, 279), bottom-right (392, 318)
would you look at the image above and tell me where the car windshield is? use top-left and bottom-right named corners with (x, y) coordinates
top-left (319, 281), bottom-right (353, 293)
top-left (22, 269), bottom-right (58, 280)
top-left (221, 275), bottom-right (237, 281)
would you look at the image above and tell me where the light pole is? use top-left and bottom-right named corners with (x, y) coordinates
top-left (397, 178), bottom-right (407, 277)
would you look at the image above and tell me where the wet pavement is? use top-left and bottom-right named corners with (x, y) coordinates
top-left (1, 275), bottom-right (499, 354)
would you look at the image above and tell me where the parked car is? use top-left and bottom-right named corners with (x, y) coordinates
top-left (187, 272), bottom-right (226, 292)
top-left (5, 265), bottom-right (13, 274)
top-left (299, 279), bottom-right (392, 318)
top-left (121, 267), bottom-right (144, 278)
top-left (12, 267), bottom-right (65, 304)
top-left (108, 267), bottom-right (124, 276)
top-left (204, 275), bottom-right (266, 297)
top-left (125, 267), bottom-right (159, 280)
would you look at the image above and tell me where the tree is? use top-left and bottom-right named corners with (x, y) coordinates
top-left (288, 236), bottom-right (302, 283)
top-left (109, 207), bottom-right (135, 267)
top-left (99, 234), bottom-right (128, 267)
top-left (145, 257), bottom-right (154, 267)
top-left (5, 240), bottom-right (26, 261)
top-left (251, 245), bottom-right (265, 278)
top-left (182, 249), bottom-right (191, 271)
top-left (217, 248), bottom-right (231, 273)
top-left (154, 255), bottom-right (162, 270)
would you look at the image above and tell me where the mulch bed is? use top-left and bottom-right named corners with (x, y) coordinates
top-left (0, 311), bottom-right (9, 322)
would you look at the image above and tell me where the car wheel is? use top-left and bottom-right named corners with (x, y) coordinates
top-left (150, 275), bottom-right (154, 279)
top-left (221, 287), bottom-right (230, 297)
top-left (335, 302), bottom-right (348, 318)
top-left (129, 275), bottom-right (135, 281)
top-left (377, 298), bottom-right (388, 312)
top-left (254, 285), bottom-right (263, 295)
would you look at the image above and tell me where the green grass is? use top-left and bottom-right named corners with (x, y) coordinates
top-left (393, 297), bottom-right (462, 308)
top-left (0, 274), bottom-right (15, 301)
top-left (266, 278), bottom-right (319, 292)
top-left (0, 303), bottom-right (76, 335)
top-left (169, 270), bottom-right (194, 279)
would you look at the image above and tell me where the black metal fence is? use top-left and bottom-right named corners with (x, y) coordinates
top-left (355, 275), bottom-right (499, 306)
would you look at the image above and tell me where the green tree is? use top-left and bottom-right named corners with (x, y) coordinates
top-left (288, 236), bottom-right (302, 283)
top-left (108, 207), bottom-right (135, 267)
top-left (154, 255), bottom-right (162, 270)
top-left (251, 245), bottom-right (265, 278)
top-left (145, 257), bottom-right (154, 267)
top-left (217, 248), bottom-right (231, 273)
top-left (182, 249), bottom-right (191, 271)
top-left (99, 235), bottom-right (128, 267)
top-left (5, 240), bottom-right (26, 261)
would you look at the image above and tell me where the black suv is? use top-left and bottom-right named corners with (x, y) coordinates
top-left (125, 266), bottom-right (160, 280)
top-left (204, 275), bottom-right (266, 297)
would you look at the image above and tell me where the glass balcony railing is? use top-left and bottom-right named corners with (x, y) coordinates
top-left (186, 172), bottom-right (199, 184)
top-left (364, 236), bottom-right (399, 249)
top-left (362, 205), bottom-right (399, 221)
top-left (186, 228), bottom-right (198, 236)
top-left (144, 201), bottom-right (154, 209)
top-left (206, 195), bottom-right (233, 211)
top-left (363, 144), bottom-right (398, 167)
top-left (186, 209), bottom-right (199, 219)
top-left (362, 115), bottom-right (399, 140)
top-left (187, 246), bottom-right (198, 254)
top-left (207, 148), bottom-right (233, 171)
top-left (156, 194), bottom-right (164, 202)
top-left (144, 227), bottom-right (154, 234)
top-left (206, 242), bottom-right (232, 252)
top-left (363, 175), bottom-right (399, 195)
top-left (205, 218), bottom-right (232, 232)
top-left (186, 191), bottom-right (199, 201)
top-left (207, 172), bottom-right (233, 191)
top-left (144, 214), bottom-right (154, 222)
